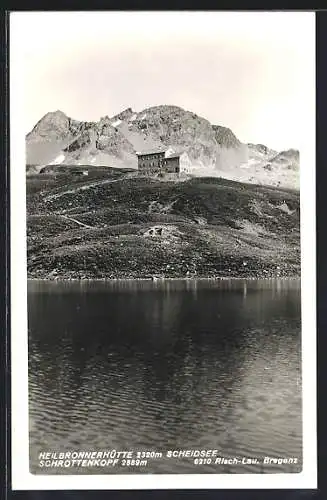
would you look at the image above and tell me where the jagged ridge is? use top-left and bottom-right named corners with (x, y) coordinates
top-left (26, 105), bottom-right (299, 189)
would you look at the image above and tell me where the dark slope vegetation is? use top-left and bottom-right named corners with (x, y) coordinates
top-left (27, 169), bottom-right (300, 279)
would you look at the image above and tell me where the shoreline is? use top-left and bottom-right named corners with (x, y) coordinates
top-left (27, 276), bottom-right (301, 282)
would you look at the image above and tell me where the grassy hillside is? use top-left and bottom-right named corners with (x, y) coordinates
top-left (26, 169), bottom-right (300, 279)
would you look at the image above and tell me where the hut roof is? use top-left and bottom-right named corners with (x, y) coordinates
top-left (136, 149), bottom-right (166, 156)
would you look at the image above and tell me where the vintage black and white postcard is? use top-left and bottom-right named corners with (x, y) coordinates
top-left (10, 10), bottom-right (316, 490)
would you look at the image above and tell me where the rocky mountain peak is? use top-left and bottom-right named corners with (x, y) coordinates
top-left (248, 143), bottom-right (271, 155)
top-left (143, 104), bottom-right (186, 114)
top-left (279, 149), bottom-right (300, 159)
top-left (25, 104), bottom-right (299, 190)
top-left (111, 107), bottom-right (134, 122)
top-left (27, 110), bottom-right (70, 141)
top-left (270, 149), bottom-right (300, 162)
top-left (212, 125), bottom-right (241, 148)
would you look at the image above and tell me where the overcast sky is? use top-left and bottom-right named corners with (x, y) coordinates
top-left (11, 11), bottom-right (315, 151)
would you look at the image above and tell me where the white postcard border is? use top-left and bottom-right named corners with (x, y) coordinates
top-left (10, 11), bottom-right (317, 490)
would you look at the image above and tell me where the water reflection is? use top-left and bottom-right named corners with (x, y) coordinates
top-left (28, 279), bottom-right (302, 474)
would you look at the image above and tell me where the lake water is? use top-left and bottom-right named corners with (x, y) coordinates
top-left (28, 278), bottom-right (302, 474)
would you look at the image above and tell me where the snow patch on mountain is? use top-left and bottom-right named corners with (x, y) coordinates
top-left (49, 154), bottom-right (65, 165)
top-left (111, 119), bottom-right (122, 128)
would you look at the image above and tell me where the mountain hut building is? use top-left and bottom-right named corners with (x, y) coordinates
top-left (136, 150), bottom-right (181, 177)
